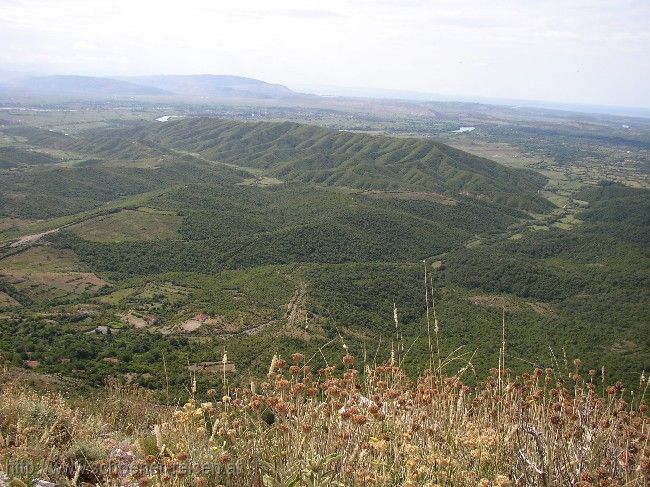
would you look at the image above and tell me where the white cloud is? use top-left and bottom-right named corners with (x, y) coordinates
top-left (72, 40), bottom-right (97, 51)
top-left (0, 0), bottom-right (648, 107)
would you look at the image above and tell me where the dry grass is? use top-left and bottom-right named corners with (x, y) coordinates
top-left (0, 351), bottom-right (647, 486)
top-left (0, 265), bottom-right (647, 485)
top-left (0, 218), bottom-right (32, 233)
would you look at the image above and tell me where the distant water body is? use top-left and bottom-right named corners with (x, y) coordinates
top-left (155, 115), bottom-right (183, 122)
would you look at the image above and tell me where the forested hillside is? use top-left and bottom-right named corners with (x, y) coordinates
top-left (0, 116), bottom-right (647, 395)
top-left (140, 118), bottom-right (551, 211)
top-left (1, 118), bottom-right (550, 214)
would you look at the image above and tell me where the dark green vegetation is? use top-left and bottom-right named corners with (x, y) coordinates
top-left (50, 183), bottom-right (522, 273)
top-left (0, 117), bottom-right (550, 214)
top-left (0, 114), bottom-right (647, 399)
top-left (0, 146), bottom-right (59, 168)
top-left (144, 118), bottom-right (548, 209)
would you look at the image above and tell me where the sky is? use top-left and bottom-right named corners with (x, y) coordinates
top-left (1, 0), bottom-right (649, 108)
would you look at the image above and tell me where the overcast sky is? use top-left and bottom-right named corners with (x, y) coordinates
top-left (1, 0), bottom-right (649, 108)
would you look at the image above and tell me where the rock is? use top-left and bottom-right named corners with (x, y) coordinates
top-left (33, 480), bottom-right (57, 487)
top-left (109, 446), bottom-right (135, 462)
top-left (108, 446), bottom-right (136, 480)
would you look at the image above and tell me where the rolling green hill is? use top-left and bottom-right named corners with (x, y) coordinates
top-left (140, 118), bottom-right (551, 211)
top-left (0, 117), bottom-right (551, 221)
top-left (0, 115), bottom-right (646, 393)
top-left (47, 182), bottom-right (517, 273)
top-left (0, 146), bottom-right (59, 168)
top-left (3, 118), bottom-right (549, 212)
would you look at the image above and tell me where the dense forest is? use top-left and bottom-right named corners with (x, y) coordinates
top-left (0, 117), bottom-right (647, 398)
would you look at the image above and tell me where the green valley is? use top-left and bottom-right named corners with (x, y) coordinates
top-left (0, 115), bottom-right (647, 396)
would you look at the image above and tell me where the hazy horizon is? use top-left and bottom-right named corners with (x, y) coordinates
top-left (291, 82), bottom-right (650, 115)
top-left (1, 0), bottom-right (649, 109)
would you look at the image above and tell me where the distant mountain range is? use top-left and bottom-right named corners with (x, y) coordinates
top-left (1, 75), bottom-right (170, 96)
top-left (2, 73), bottom-right (647, 119)
top-left (0, 74), bottom-right (297, 99)
top-left (120, 74), bottom-right (295, 98)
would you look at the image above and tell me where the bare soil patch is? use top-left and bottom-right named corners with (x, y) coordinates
top-left (469, 295), bottom-right (519, 311)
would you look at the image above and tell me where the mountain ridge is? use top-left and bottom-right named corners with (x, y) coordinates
top-left (0, 75), bottom-right (170, 96)
top-left (0, 74), bottom-right (297, 99)
top-left (121, 74), bottom-right (296, 98)
top-left (141, 117), bottom-right (551, 211)
top-left (2, 117), bottom-right (551, 212)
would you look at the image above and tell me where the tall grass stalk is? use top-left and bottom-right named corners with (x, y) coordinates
top-left (1, 352), bottom-right (646, 487)
top-left (423, 261), bottom-right (434, 381)
top-left (429, 269), bottom-right (442, 384)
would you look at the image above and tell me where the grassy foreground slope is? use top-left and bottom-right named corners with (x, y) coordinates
top-left (0, 354), bottom-right (647, 487)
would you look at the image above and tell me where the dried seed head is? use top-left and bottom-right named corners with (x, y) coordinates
top-left (268, 354), bottom-right (278, 377)
top-left (153, 424), bottom-right (163, 449)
